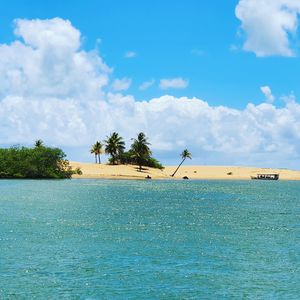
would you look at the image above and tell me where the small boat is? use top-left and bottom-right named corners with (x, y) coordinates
top-left (251, 173), bottom-right (279, 180)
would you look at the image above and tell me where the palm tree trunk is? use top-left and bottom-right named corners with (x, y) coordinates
top-left (171, 158), bottom-right (185, 177)
top-left (95, 154), bottom-right (97, 164)
top-left (98, 154), bottom-right (101, 164)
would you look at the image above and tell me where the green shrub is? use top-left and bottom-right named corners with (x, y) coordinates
top-left (113, 151), bottom-right (164, 170)
top-left (0, 145), bottom-right (76, 179)
top-left (144, 157), bottom-right (164, 170)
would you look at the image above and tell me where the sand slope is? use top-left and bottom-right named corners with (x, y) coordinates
top-left (70, 162), bottom-right (300, 180)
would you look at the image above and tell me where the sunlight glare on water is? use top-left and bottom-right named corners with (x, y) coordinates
top-left (0, 179), bottom-right (299, 299)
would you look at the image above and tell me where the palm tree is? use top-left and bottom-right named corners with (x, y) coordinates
top-left (90, 143), bottom-right (98, 163)
top-left (130, 132), bottom-right (152, 171)
top-left (104, 132), bottom-right (125, 164)
top-left (90, 141), bottom-right (103, 164)
top-left (171, 149), bottom-right (192, 177)
top-left (95, 141), bottom-right (103, 164)
top-left (35, 139), bottom-right (44, 148)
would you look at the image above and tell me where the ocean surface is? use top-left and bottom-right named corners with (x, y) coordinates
top-left (0, 179), bottom-right (299, 299)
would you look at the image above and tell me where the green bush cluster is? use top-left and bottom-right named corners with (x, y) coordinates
top-left (111, 150), bottom-right (164, 170)
top-left (0, 145), bottom-right (79, 179)
top-left (95, 132), bottom-right (164, 170)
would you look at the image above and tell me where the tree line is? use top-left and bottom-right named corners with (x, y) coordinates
top-left (0, 135), bottom-right (192, 179)
top-left (90, 132), bottom-right (163, 171)
top-left (0, 140), bottom-right (81, 179)
top-left (91, 132), bottom-right (192, 174)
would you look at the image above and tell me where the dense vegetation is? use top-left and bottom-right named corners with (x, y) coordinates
top-left (91, 132), bottom-right (164, 170)
top-left (0, 143), bottom-right (80, 179)
top-left (117, 151), bottom-right (164, 170)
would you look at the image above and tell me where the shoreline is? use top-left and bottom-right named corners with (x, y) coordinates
top-left (70, 162), bottom-right (300, 181)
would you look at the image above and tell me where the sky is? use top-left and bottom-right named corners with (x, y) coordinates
top-left (0, 0), bottom-right (300, 168)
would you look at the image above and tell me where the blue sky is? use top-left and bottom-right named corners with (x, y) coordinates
top-left (0, 0), bottom-right (298, 107)
top-left (0, 0), bottom-right (300, 167)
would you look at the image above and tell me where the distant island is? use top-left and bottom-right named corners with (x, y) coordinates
top-left (0, 132), bottom-right (193, 180)
top-left (2, 135), bottom-right (300, 181)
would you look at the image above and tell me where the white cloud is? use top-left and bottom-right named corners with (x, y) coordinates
top-left (260, 86), bottom-right (275, 103)
top-left (2, 92), bottom-right (300, 167)
top-left (112, 78), bottom-right (132, 91)
top-left (235, 0), bottom-right (300, 57)
top-left (124, 51), bottom-right (136, 58)
top-left (14, 18), bottom-right (81, 51)
top-left (0, 18), bottom-right (110, 101)
top-left (159, 77), bottom-right (189, 90)
top-left (1, 18), bottom-right (300, 168)
top-left (139, 79), bottom-right (155, 90)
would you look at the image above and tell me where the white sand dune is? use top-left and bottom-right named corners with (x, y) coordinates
top-left (70, 162), bottom-right (300, 180)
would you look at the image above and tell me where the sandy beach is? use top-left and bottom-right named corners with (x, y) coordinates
top-left (71, 162), bottom-right (300, 180)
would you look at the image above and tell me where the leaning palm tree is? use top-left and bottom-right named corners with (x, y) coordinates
top-left (130, 132), bottom-right (152, 171)
top-left (90, 141), bottom-right (103, 164)
top-left (104, 132), bottom-right (125, 164)
top-left (35, 139), bottom-right (44, 148)
top-left (171, 149), bottom-right (192, 177)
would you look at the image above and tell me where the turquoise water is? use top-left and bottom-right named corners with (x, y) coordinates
top-left (0, 179), bottom-right (299, 299)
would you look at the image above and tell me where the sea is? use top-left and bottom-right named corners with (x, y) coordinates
top-left (0, 179), bottom-right (299, 299)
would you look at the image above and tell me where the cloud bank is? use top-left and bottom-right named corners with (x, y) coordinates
top-left (1, 18), bottom-right (300, 167)
top-left (236, 0), bottom-right (300, 57)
